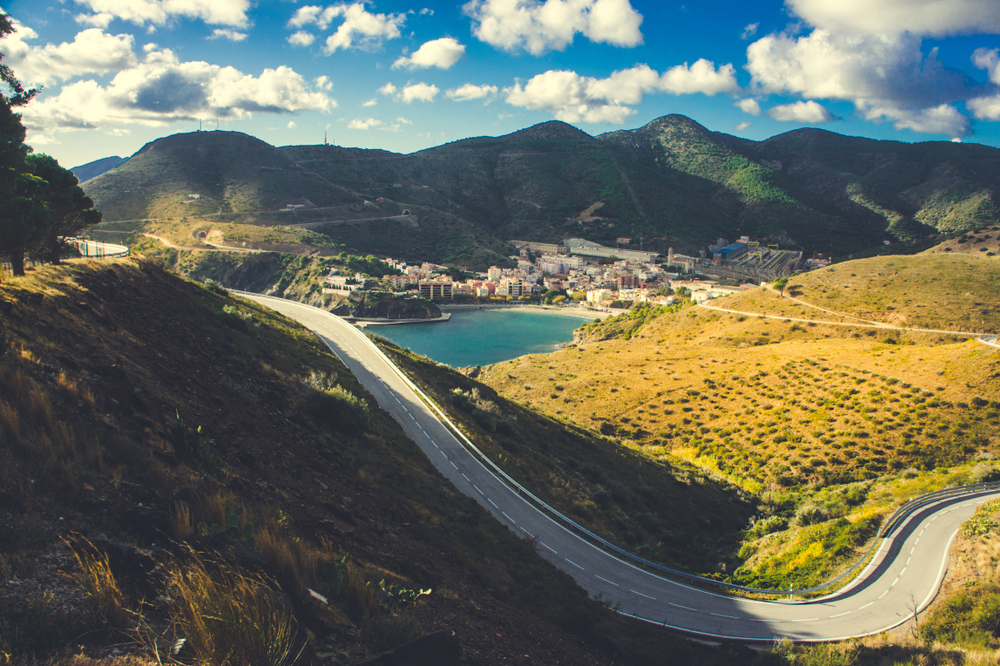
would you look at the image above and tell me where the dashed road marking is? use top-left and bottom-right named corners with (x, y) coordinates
top-left (565, 558), bottom-right (585, 570)
top-left (831, 611), bottom-right (851, 618)
top-left (501, 511), bottom-right (515, 523)
top-left (487, 498), bottom-right (499, 508)
top-left (539, 541), bottom-right (558, 554)
top-left (711, 612), bottom-right (738, 619)
top-left (669, 602), bottom-right (696, 612)
top-left (892, 577), bottom-right (899, 587)
top-left (859, 602), bottom-right (874, 610)
top-left (631, 590), bottom-right (655, 600)
top-left (595, 575), bottom-right (619, 587)
top-left (789, 618), bottom-right (818, 623)
top-left (461, 473), bottom-right (470, 482)
top-left (879, 590), bottom-right (889, 600)
top-left (520, 527), bottom-right (534, 538)
top-left (900, 567), bottom-right (907, 576)
top-left (473, 484), bottom-right (483, 495)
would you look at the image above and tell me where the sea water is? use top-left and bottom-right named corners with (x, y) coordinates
top-left (370, 307), bottom-right (590, 368)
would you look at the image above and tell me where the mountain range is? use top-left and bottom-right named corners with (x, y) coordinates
top-left (83, 115), bottom-right (1000, 262)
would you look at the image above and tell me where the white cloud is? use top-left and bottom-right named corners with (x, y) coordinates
top-left (392, 37), bottom-right (465, 70)
top-left (660, 59), bottom-right (740, 95)
top-left (400, 82), bottom-right (439, 103)
top-left (735, 120), bottom-right (751, 130)
top-left (74, 12), bottom-right (115, 28)
top-left (362, 98), bottom-right (377, 106)
top-left (736, 97), bottom-right (761, 115)
top-left (349, 116), bottom-right (383, 129)
top-left (0, 26), bottom-right (138, 87)
top-left (973, 48), bottom-right (1000, 85)
top-left (859, 102), bottom-right (969, 137)
top-left (288, 3), bottom-right (406, 54)
top-left (208, 28), bottom-right (248, 41)
top-left (288, 30), bottom-right (316, 47)
top-left (378, 82), bottom-right (397, 96)
top-left (767, 100), bottom-right (833, 122)
top-left (745, 28), bottom-right (977, 136)
top-left (397, 116), bottom-right (412, 124)
top-left (22, 47), bottom-right (335, 135)
top-left (314, 75), bottom-right (334, 91)
top-left (741, 22), bottom-right (758, 39)
top-left (503, 62), bottom-right (740, 124)
top-left (446, 83), bottom-right (498, 101)
top-left (786, 0), bottom-right (1000, 37)
top-left (74, 0), bottom-right (252, 28)
top-left (287, 120), bottom-right (297, 129)
top-left (463, 0), bottom-right (643, 56)
top-left (968, 94), bottom-right (1000, 121)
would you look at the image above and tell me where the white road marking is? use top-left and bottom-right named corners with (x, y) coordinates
top-left (669, 602), bottom-right (696, 612)
top-left (900, 568), bottom-right (907, 576)
top-left (831, 611), bottom-right (851, 618)
top-left (488, 498), bottom-right (499, 508)
top-left (711, 612), bottom-right (738, 619)
top-left (595, 575), bottom-right (619, 587)
top-left (462, 473), bottom-right (470, 482)
top-left (565, 558), bottom-right (585, 570)
top-left (789, 618), bottom-right (819, 623)
top-left (631, 590), bottom-right (655, 600)
top-left (472, 484), bottom-right (483, 495)
top-left (879, 590), bottom-right (889, 600)
top-left (520, 527), bottom-right (534, 538)
top-left (539, 541), bottom-right (558, 554)
top-left (858, 602), bottom-right (874, 610)
top-left (501, 511), bottom-right (515, 523)
top-left (891, 577), bottom-right (900, 587)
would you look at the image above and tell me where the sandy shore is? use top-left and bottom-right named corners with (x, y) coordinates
top-left (439, 303), bottom-right (612, 320)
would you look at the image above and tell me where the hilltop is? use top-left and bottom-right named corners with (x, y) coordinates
top-left (83, 116), bottom-right (1000, 268)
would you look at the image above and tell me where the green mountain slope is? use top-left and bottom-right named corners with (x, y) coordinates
top-left (85, 117), bottom-right (1000, 262)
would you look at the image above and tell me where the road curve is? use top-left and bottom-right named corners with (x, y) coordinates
top-left (241, 292), bottom-right (1000, 642)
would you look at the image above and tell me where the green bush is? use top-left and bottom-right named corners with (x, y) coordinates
top-left (302, 384), bottom-right (370, 434)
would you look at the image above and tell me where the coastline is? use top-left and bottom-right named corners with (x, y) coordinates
top-left (439, 303), bottom-right (611, 320)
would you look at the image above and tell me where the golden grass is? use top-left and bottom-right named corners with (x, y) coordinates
top-left (66, 537), bottom-right (131, 628)
top-left (164, 548), bottom-right (303, 666)
top-left (345, 567), bottom-right (377, 623)
top-left (168, 501), bottom-right (195, 541)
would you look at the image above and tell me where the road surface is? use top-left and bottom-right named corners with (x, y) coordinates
top-left (242, 292), bottom-right (1000, 642)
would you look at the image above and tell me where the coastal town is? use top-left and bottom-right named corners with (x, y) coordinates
top-left (320, 235), bottom-right (812, 312)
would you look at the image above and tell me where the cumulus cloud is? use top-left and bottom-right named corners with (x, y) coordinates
top-left (503, 62), bottom-right (740, 124)
top-left (735, 120), bottom-right (751, 130)
top-left (378, 82), bottom-right (397, 95)
top-left (400, 82), bottom-right (439, 103)
top-left (463, 0), bottom-right (643, 55)
top-left (968, 95), bottom-right (1000, 121)
top-left (736, 97), bottom-right (761, 115)
top-left (785, 0), bottom-right (1000, 37)
top-left (446, 83), bottom-right (499, 101)
top-left (741, 22), bottom-right (758, 39)
top-left (208, 28), bottom-right (248, 41)
top-left (660, 59), bottom-right (740, 95)
top-left (288, 30), bottom-right (316, 47)
top-left (973, 48), bottom-right (1000, 85)
top-left (314, 75), bottom-right (334, 91)
top-left (21, 46), bottom-right (335, 135)
top-left (362, 98), bottom-right (377, 106)
top-left (74, 0), bottom-right (252, 28)
top-left (349, 117), bottom-right (383, 129)
top-left (287, 2), bottom-right (406, 54)
top-left (859, 102), bottom-right (969, 137)
top-left (392, 37), bottom-right (465, 70)
top-left (0, 26), bottom-right (137, 86)
top-left (767, 100), bottom-right (833, 122)
top-left (746, 28), bottom-right (977, 136)
top-left (74, 12), bottom-right (115, 28)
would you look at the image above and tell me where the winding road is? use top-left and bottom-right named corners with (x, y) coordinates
top-left (241, 292), bottom-right (999, 642)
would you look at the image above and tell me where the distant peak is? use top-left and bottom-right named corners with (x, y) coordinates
top-left (505, 121), bottom-right (595, 142)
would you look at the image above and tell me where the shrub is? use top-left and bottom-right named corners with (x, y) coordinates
top-left (302, 384), bottom-right (370, 434)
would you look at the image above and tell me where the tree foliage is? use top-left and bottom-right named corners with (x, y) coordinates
top-left (0, 13), bottom-right (100, 277)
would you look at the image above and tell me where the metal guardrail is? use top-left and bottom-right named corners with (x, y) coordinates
top-left (65, 238), bottom-right (130, 258)
top-left (228, 289), bottom-right (1000, 598)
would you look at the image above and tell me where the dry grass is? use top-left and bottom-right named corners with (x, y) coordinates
top-left (66, 537), bottom-right (131, 628)
top-left (168, 501), bottom-right (195, 541)
top-left (345, 567), bottom-right (377, 623)
top-left (163, 548), bottom-right (303, 666)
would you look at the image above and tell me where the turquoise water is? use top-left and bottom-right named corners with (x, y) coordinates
top-left (371, 308), bottom-right (590, 367)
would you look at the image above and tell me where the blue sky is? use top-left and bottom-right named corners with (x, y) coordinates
top-left (3, 0), bottom-right (1000, 168)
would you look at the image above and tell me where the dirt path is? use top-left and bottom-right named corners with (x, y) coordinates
top-left (142, 233), bottom-right (260, 254)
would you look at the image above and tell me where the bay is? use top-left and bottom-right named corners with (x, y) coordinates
top-left (369, 307), bottom-right (591, 368)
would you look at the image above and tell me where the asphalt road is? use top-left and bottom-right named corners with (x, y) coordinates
top-left (242, 292), bottom-right (1000, 642)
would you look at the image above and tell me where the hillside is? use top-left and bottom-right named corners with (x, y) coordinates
top-left (0, 258), bottom-right (748, 666)
top-left (70, 156), bottom-right (125, 183)
top-left (84, 117), bottom-right (1000, 267)
top-left (480, 250), bottom-right (1000, 594)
